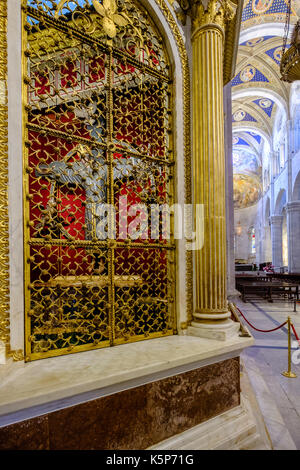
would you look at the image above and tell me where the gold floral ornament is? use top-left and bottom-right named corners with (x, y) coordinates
top-left (93, 0), bottom-right (128, 38)
top-left (55, 0), bottom-right (128, 38)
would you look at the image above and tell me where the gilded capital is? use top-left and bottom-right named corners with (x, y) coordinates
top-left (191, 0), bottom-right (235, 34)
top-left (169, 0), bottom-right (235, 31)
top-left (183, 0), bottom-right (239, 85)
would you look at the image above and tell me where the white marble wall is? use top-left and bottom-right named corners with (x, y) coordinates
top-left (7, 0), bottom-right (24, 353)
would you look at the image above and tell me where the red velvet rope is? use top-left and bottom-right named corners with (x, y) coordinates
top-left (235, 306), bottom-right (288, 333)
top-left (291, 323), bottom-right (300, 347)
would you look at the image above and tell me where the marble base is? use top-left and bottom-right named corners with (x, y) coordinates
top-left (149, 394), bottom-right (263, 450)
top-left (0, 358), bottom-right (241, 450)
top-left (188, 319), bottom-right (240, 341)
top-left (0, 335), bottom-right (253, 424)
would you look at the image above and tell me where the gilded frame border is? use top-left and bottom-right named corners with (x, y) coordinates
top-left (0, 0), bottom-right (10, 358)
top-left (1, 0), bottom-right (192, 361)
top-left (154, 0), bottom-right (192, 323)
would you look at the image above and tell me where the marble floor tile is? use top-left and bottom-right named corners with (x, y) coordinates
top-left (237, 298), bottom-right (300, 450)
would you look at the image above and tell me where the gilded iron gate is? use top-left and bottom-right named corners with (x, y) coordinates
top-left (23, 0), bottom-right (176, 361)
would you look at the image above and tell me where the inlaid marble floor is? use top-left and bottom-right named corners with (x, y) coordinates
top-left (235, 297), bottom-right (300, 450)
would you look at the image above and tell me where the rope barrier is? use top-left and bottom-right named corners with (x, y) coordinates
top-left (235, 305), bottom-right (288, 333)
top-left (234, 304), bottom-right (298, 378)
top-left (291, 322), bottom-right (300, 348)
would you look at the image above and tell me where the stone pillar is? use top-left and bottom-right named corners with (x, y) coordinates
top-left (224, 82), bottom-right (236, 297)
top-left (263, 223), bottom-right (272, 262)
top-left (287, 201), bottom-right (300, 273)
top-left (188, 1), bottom-right (239, 341)
top-left (270, 215), bottom-right (283, 270)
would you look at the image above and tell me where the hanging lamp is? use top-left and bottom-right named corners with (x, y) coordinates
top-left (280, 0), bottom-right (300, 82)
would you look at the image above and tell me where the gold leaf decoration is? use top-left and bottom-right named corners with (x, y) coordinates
top-left (113, 14), bottom-right (128, 27)
top-left (92, 0), bottom-right (106, 16)
top-left (102, 17), bottom-right (117, 37)
top-left (55, 0), bottom-right (68, 19)
top-left (93, 0), bottom-right (128, 37)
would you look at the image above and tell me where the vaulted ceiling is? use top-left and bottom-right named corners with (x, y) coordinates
top-left (232, 0), bottom-right (300, 208)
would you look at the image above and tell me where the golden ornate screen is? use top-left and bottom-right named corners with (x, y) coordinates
top-left (23, 0), bottom-right (176, 361)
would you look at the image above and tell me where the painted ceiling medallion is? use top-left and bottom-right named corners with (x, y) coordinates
top-left (259, 98), bottom-right (272, 108)
top-left (246, 37), bottom-right (264, 46)
top-left (274, 46), bottom-right (283, 62)
top-left (240, 65), bottom-right (255, 82)
top-left (233, 110), bottom-right (246, 121)
top-left (252, 0), bottom-right (274, 15)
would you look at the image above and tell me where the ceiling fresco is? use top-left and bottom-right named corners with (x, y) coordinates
top-left (233, 173), bottom-right (263, 209)
top-left (241, 0), bottom-right (300, 30)
top-left (232, 149), bottom-right (262, 209)
top-left (231, 0), bottom-right (300, 209)
top-left (233, 149), bottom-right (261, 175)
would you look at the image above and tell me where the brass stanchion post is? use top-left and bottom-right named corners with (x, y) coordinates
top-left (282, 316), bottom-right (297, 378)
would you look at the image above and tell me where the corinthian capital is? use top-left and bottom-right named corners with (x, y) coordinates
top-left (191, 0), bottom-right (235, 31)
top-left (169, 0), bottom-right (235, 28)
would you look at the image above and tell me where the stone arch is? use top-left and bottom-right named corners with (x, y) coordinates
top-left (292, 170), bottom-right (300, 201)
top-left (275, 189), bottom-right (287, 215)
top-left (232, 88), bottom-right (288, 121)
top-left (239, 23), bottom-right (290, 44)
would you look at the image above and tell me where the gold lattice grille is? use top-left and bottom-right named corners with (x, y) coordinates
top-left (23, 0), bottom-right (176, 361)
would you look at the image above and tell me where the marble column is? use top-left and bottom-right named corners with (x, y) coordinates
top-left (270, 215), bottom-right (283, 270)
top-left (263, 223), bottom-right (272, 262)
top-left (188, 1), bottom-right (238, 341)
top-left (287, 201), bottom-right (300, 273)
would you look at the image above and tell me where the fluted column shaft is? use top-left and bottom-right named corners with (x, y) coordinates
top-left (192, 20), bottom-right (228, 322)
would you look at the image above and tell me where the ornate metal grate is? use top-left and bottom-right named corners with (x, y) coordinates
top-left (23, 0), bottom-right (176, 361)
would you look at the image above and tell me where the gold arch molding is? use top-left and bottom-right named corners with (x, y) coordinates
top-left (153, 0), bottom-right (192, 323)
